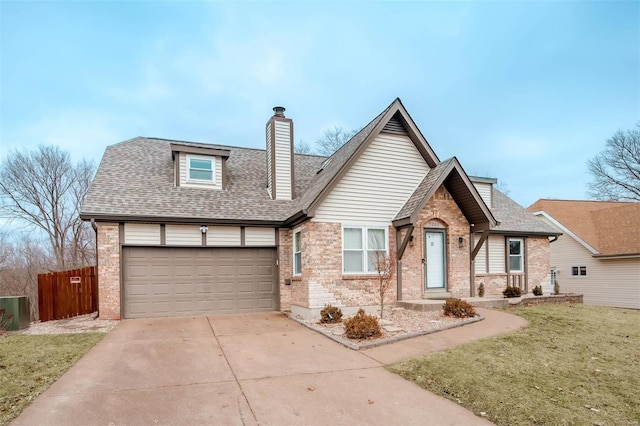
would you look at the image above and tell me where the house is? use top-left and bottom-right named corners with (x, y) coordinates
top-left (81, 98), bottom-right (559, 320)
top-left (528, 199), bottom-right (640, 309)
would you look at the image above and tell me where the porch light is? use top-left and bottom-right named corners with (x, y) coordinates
top-left (458, 236), bottom-right (464, 248)
top-left (200, 225), bottom-right (208, 234)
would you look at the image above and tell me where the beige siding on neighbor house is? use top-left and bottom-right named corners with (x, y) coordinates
top-left (473, 182), bottom-right (492, 208)
top-left (206, 226), bottom-right (242, 246)
top-left (274, 120), bottom-right (292, 200)
top-left (165, 225), bottom-right (202, 246)
top-left (539, 216), bottom-right (640, 309)
top-left (124, 223), bottom-right (161, 245)
top-left (178, 153), bottom-right (223, 190)
top-left (313, 134), bottom-right (430, 223)
top-left (488, 235), bottom-right (505, 273)
top-left (245, 227), bottom-right (276, 246)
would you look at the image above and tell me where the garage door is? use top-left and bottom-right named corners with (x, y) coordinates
top-left (122, 247), bottom-right (278, 318)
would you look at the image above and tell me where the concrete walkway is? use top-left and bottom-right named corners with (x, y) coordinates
top-left (13, 308), bottom-right (527, 426)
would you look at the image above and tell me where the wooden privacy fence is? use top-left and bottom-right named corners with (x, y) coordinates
top-left (38, 266), bottom-right (98, 322)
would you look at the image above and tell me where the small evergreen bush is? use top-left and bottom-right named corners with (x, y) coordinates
top-left (344, 308), bottom-right (382, 339)
top-left (443, 298), bottom-right (477, 318)
top-left (320, 304), bottom-right (343, 324)
top-left (532, 285), bottom-right (543, 296)
top-left (503, 286), bottom-right (522, 298)
top-left (554, 281), bottom-right (560, 295)
top-left (478, 283), bottom-right (485, 298)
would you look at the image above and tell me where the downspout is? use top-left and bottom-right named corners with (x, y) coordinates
top-left (90, 218), bottom-right (99, 318)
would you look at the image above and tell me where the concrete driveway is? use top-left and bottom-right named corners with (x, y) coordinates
top-left (13, 309), bottom-right (523, 425)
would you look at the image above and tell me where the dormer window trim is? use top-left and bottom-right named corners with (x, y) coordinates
top-left (187, 154), bottom-right (215, 184)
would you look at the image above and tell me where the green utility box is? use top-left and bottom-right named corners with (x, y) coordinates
top-left (0, 296), bottom-right (30, 331)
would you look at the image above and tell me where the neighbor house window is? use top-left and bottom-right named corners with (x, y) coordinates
top-left (571, 266), bottom-right (587, 277)
top-left (293, 229), bottom-right (302, 276)
top-left (509, 238), bottom-right (524, 272)
top-left (550, 268), bottom-right (557, 286)
top-left (343, 226), bottom-right (388, 274)
top-left (187, 156), bottom-right (214, 182)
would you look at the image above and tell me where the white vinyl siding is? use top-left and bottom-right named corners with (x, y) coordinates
top-left (274, 120), bottom-right (292, 200)
top-left (266, 124), bottom-right (273, 197)
top-left (474, 236), bottom-right (488, 274)
top-left (124, 223), bottom-right (161, 245)
top-left (488, 235), bottom-right (506, 273)
top-left (313, 134), bottom-right (430, 223)
top-left (165, 225), bottom-right (202, 246)
top-left (245, 227), bottom-right (276, 246)
top-left (178, 153), bottom-right (222, 190)
top-left (206, 226), bottom-right (241, 246)
top-left (538, 215), bottom-right (640, 309)
top-left (473, 182), bottom-right (492, 207)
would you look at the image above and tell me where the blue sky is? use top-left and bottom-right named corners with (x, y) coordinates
top-left (1, 0), bottom-right (638, 208)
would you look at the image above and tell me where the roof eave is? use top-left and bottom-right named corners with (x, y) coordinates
top-left (80, 213), bottom-right (287, 227)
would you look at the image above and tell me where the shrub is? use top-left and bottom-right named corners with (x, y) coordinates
top-left (532, 285), bottom-right (543, 296)
top-left (320, 304), bottom-right (343, 324)
top-left (478, 283), bottom-right (485, 298)
top-left (554, 281), bottom-right (560, 295)
top-left (443, 298), bottom-right (477, 318)
top-left (344, 308), bottom-right (382, 340)
top-left (503, 286), bottom-right (522, 298)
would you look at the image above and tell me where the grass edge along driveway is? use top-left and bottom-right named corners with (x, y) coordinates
top-left (388, 304), bottom-right (640, 426)
top-left (0, 332), bottom-right (105, 426)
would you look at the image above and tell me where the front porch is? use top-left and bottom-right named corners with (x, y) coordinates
top-left (398, 293), bottom-right (584, 312)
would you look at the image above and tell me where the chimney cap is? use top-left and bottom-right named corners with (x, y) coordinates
top-left (273, 106), bottom-right (286, 117)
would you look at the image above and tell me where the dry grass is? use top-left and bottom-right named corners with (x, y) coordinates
top-left (389, 304), bottom-right (640, 426)
top-left (0, 333), bottom-right (105, 425)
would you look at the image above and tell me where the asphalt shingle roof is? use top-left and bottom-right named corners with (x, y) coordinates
top-left (528, 199), bottom-right (640, 255)
top-left (81, 137), bottom-right (325, 223)
top-left (492, 190), bottom-right (559, 235)
top-left (394, 158), bottom-right (455, 222)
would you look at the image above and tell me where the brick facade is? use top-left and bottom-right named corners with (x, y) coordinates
top-left (400, 185), bottom-right (471, 299)
top-left (96, 223), bottom-right (121, 320)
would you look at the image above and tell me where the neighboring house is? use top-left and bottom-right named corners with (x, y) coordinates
top-left (81, 99), bottom-right (559, 320)
top-left (528, 199), bottom-right (640, 310)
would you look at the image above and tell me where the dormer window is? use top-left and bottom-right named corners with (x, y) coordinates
top-left (187, 155), bottom-right (214, 183)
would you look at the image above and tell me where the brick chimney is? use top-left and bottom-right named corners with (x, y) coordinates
top-left (266, 106), bottom-right (294, 200)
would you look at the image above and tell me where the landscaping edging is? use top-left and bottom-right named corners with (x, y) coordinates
top-left (287, 313), bottom-right (484, 351)
top-left (515, 293), bottom-right (583, 306)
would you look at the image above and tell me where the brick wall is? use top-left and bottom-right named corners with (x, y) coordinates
top-left (400, 185), bottom-right (471, 299)
top-left (96, 223), bottom-right (121, 320)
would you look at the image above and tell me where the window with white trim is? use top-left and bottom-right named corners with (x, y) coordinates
top-left (293, 229), bottom-right (302, 276)
top-left (342, 226), bottom-right (388, 274)
top-left (509, 238), bottom-right (524, 272)
top-left (571, 265), bottom-right (587, 277)
top-left (187, 155), bottom-right (214, 182)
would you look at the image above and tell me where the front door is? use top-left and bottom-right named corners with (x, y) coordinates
top-left (424, 229), bottom-right (446, 290)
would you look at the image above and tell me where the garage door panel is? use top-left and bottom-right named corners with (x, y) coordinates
top-left (123, 247), bottom-right (278, 318)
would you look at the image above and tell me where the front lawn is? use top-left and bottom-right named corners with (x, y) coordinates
top-left (389, 304), bottom-right (640, 426)
top-left (0, 333), bottom-right (105, 425)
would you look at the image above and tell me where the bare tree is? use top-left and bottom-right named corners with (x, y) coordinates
top-left (294, 140), bottom-right (314, 155)
top-left (0, 145), bottom-right (96, 270)
top-left (315, 126), bottom-right (358, 156)
top-left (0, 235), bottom-right (52, 320)
top-left (587, 123), bottom-right (640, 201)
top-left (370, 234), bottom-right (395, 319)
